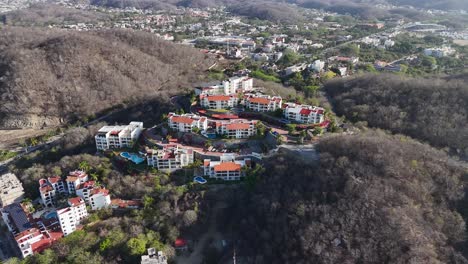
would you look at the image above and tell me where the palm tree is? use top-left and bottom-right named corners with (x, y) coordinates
top-left (79, 161), bottom-right (91, 172)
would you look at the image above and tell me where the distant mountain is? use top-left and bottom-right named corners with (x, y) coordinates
top-left (0, 27), bottom-right (214, 128)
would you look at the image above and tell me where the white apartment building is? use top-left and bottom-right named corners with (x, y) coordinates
top-left (244, 94), bottom-right (282, 112)
top-left (57, 197), bottom-right (88, 236)
top-left (195, 76), bottom-right (254, 96)
top-left (89, 188), bottom-right (111, 210)
top-left (38, 176), bottom-right (66, 207)
top-left (147, 145), bottom-right (194, 172)
top-left (66, 170), bottom-right (88, 195)
top-left (168, 113), bottom-right (208, 133)
top-left (200, 95), bottom-right (238, 109)
top-left (75, 181), bottom-right (96, 204)
top-left (95, 122), bottom-right (144, 151)
top-left (0, 173), bottom-right (24, 207)
top-left (215, 120), bottom-right (257, 139)
top-left (203, 155), bottom-right (251, 181)
top-left (283, 103), bottom-right (325, 124)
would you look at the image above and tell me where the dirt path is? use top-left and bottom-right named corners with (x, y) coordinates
top-left (175, 200), bottom-right (227, 264)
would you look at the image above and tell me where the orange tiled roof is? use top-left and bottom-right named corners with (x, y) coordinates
top-left (68, 197), bottom-right (84, 207)
top-left (248, 97), bottom-right (271, 104)
top-left (214, 162), bottom-right (241, 172)
top-left (47, 176), bottom-right (61, 184)
top-left (226, 123), bottom-right (251, 130)
top-left (171, 116), bottom-right (195, 125)
top-left (206, 95), bottom-right (231, 101)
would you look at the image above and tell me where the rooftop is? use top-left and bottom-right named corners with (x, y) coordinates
top-left (214, 162), bottom-right (242, 172)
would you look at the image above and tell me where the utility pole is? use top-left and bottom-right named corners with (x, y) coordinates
top-left (233, 247), bottom-right (237, 264)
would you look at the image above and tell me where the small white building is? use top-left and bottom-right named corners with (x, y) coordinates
top-left (168, 113), bottom-right (208, 133)
top-left (243, 94), bottom-right (282, 112)
top-left (215, 120), bottom-right (257, 139)
top-left (195, 76), bottom-right (253, 96)
top-left (141, 248), bottom-right (168, 264)
top-left (0, 173), bottom-right (24, 207)
top-left (95, 122), bottom-right (144, 151)
top-left (309, 60), bottom-right (325, 72)
top-left (203, 155), bottom-right (251, 181)
top-left (57, 197), bottom-right (88, 236)
top-left (200, 94), bottom-right (238, 109)
top-left (89, 188), bottom-right (111, 210)
top-left (66, 170), bottom-right (88, 195)
top-left (424, 47), bottom-right (456, 57)
top-left (283, 103), bottom-right (325, 124)
top-left (147, 145), bottom-right (194, 171)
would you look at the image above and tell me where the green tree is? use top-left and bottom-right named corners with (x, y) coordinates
top-left (286, 124), bottom-right (297, 135)
top-left (126, 236), bottom-right (147, 256)
top-left (78, 161), bottom-right (91, 172)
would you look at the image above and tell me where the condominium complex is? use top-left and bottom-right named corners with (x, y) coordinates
top-left (168, 113), bottom-right (208, 133)
top-left (1, 203), bottom-right (62, 258)
top-left (147, 145), bottom-right (194, 171)
top-left (200, 94), bottom-right (238, 109)
top-left (38, 176), bottom-right (66, 207)
top-left (89, 188), bottom-right (111, 210)
top-left (283, 103), bottom-right (325, 124)
top-left (95, 122), bottom-right (144, 150)
top-left (0, 173), bottom-right (25, 207)
top-left (215, 120), bottom-right (257, 139)
top-left (203, 155), bottom-right (251, 181)
top-left (244, 93), bottom-right (282, 112)
top-left (57, 197), bottom-right (88, 236)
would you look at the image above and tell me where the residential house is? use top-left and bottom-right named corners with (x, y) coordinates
top-left (203, 155), bottom-right (251, 181)
top-left (243, 93), bottom-right (282, 112)
top-left (95, 122), bottom-right (144, 151)
top-left (147, 145), bottom-right (194, 171)
top-left (0, 173), bottom-right (24, 207)
top-left (283, 103), bottom-right (325, 124)
top-left (168, 113), bottom-right (208, 133)
top-left (215, 120), bottom-right (257, 139)
top-left (57, 197), bottom-right (88, 236)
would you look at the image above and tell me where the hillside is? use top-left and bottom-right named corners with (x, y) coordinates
top-left (0, 27), bottom-right (214, 128)
top-left (324, 74), bottom-right (468, 157)
top-left (1, 3), bottom-right (111, 26)
top-left (233, 132), bottom-right (467, 263)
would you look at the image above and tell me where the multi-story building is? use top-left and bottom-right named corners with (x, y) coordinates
top-left (75, 181), bottom-right (96, 204)
top-left (1, 203), bottom-right (62, 258)
top-left (200, 95), bottom-right (238, 109)
top-left (57, 197), bottom-right (88, 236)
top-left (0, 173), bottom-right (25, 207)
top-left (195, 76), bottom-right (254, 96)
top-left (147, 145), bottom-right (194, 172)
top-left (168, 113), bottom-right (208, 133)
top-left (66, 170), bottom-right (88, 195)
top-left (95, 122), bottom-right (144, 151)
top-left (244, 94), bottom-right (282, 112)
top-left (89, 188), bottom-right (111, 210)
top-left (203, 155), bottom-right (251, 181)
top-left (38, 176), bottom-right (66, 207)
top-left (283, 103), bottom-right (325, 124)
top-left (215, 120), bottom-right (257, 139)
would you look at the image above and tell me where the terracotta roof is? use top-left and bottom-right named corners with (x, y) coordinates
top-left (91, 188), bottom-right (109, 196)
top-left (68, 197), bottom-right (84, 207)
top-left (48, 176), bottom-right (61, 184)
top-left (214, 162), bottom-right (241, 172)
top-left (204, 160), bottom-right (210, 166)
top-left (300, 108), bottom-right (313, 115)
top-left (66, 176), bottom-right (78, 182)
top-left (206, 95), bottom-right (231, 101)
top-left (248, 97), bottom-right (271, 105)
top-left (226, 123), bottom-right (251, 130)
top-left (171, 116), bottom-right (195, 125)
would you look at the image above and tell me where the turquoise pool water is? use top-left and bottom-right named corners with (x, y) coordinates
top-left (194, 176), bottom-right (207, 184)
top-left (120, 152), bottom-right (145, 164)
top-left (45, 212), bottom-right (58, 219)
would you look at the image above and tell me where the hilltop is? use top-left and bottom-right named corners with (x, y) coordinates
top-left (232, 131), bottom-right (467, 263)
top-left (0, 27), bottom-right (215, 128)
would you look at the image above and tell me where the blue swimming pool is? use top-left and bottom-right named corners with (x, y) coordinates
top-left (45, 212), bottom-right (58, 219)
top-left (120, 152), bottom-right (145, 164)
top-left (193, 176), bottom-right (207, 184)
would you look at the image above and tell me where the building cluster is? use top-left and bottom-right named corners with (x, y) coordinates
top-left (423, 47), bottom-right (456, 57)
top-left (203, 155), bottom-right (251, 181)
top-left (283, 103), bottom-right (325, 124)
top-left (0, 173), bottom-right (25, 207)
top-left (147, 144), bottom-right (194, 172)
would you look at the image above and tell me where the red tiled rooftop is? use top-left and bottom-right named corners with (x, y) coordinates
top-left (214, 162), bottom-right (241, 172)
top-left (171, 116), bottom-right (195, 125)
top-left (66, 176), bottom-right (78, 182)
top-left (68, 197), bottom-right (84, 207)
top-left (248, 97), bottom-right (271, 105)
top-left (206, 95), bottom-right (231, 101)
top-left (226, 123), bottom-right (251, 130)
top-left (91, 188), bottom-right (109, 196)
top-left (47, 176), bottom-right (61, 184)
top-left (300, 108), bottom-right (313, 115)
top-left (204, 160), bottom-right (210, 166)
